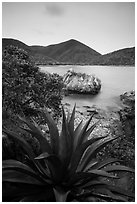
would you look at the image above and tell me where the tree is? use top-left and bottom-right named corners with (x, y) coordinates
top-left (2, 45), bottom-right (64, 122)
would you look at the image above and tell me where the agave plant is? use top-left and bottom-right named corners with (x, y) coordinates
top-left (2, 105), bottom-right (134, 202)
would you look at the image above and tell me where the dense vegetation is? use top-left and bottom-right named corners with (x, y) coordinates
top-left (3, 38), bottom-right (135, 65)
top-left (2, 45), bottom-right (64, 121)
top-left (2, 45), bottom-right (64, 162)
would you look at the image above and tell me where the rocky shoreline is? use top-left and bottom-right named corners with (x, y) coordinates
top-left (62, 90), bottom-right (135, 167)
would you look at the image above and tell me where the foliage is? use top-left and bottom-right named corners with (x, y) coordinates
top-left (2, 45), bottom-right (64, 121)
top-left (2, 106), bottom-right (134, 202)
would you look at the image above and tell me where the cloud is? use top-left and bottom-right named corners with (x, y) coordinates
top-left (45, 3), bottom-right (64, 17)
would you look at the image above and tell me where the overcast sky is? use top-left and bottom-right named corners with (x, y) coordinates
top-left (2, 2), bottom-right (135, 54)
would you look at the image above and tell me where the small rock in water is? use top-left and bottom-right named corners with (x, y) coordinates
top-left (87, 109), bottom-right (98, 113)
top-left (64, 102), bottom-right (70, 106)
top-left (83, 105), bottom-right (91, 109)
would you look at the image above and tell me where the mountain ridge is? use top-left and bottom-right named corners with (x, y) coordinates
top-left (2, 38), bottom-right (135, 66)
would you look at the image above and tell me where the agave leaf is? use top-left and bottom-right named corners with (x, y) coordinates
top-left (34, 153), bottom-right (53, 179)
top-left (86, 169), bottom-right (119, 179)
top-left (77, 113), bottom-right (95, 147)
top-left (82, 178), bottom-right (135, 199)
top-left (40, 154), bottom-right (63, 183)
top-left (3, 160), bottom-right (36, 174)
top-left (2, 160), bottom-right (47, 184)
top-left (78, 160), bottom-right (98, 172)
top-left (82, 121), bottom-right (100, 143)
top-left (80, 136), bottom-right (118, 171)
top-left (68, 104), bottom-right (76, 132)
top-left (39, 108), bottom-right (59, 155)
top-left (35, 152), bottom-right (63, 181)
top-left (53, 187), bottom-right (70, 202)
top-left (19, 190), bottom-right (53, 202)
top-left (76, 189), bottom-right (128, 202)
top-left (106, 191), bottom-right (128, 202)
top-left (73, 120), bottom-right (83, 151)
top-left (3, 170), bottom-right (45, 185)
top-left (81, 180), bottom-right (107, 189)
top-left (69, 136), bottom-right (106, 175)
top-left (102, 165), bottom-right (135, 173)
top-left (87, 158), bottom-right (121, 171)
top-left (78, 178), bottom-right (134, 201)
top-left (101, 189), bottom-right (128, 202)
top-left (106, 185), bottom-right (135, 198)
top-left (67, 104), bottom-right (76, 147)
top-left (3, 183), bottom-right (48, 199)
top-left (35, 152), bottom-right (50, 160)
top-left (59, 107), bottom-right (72, 166)
top-left (2, 129), bottom-right (35, 160)
top-left (91, 191), bottom-right (128, 202)
top-left (27, 155), bottom-right (52, 180)
top-left (3, 128), bottom-right (49, 177)
top-left (81, 184), bottom-right (127, 202)
top-left (18, 116), bottom-right (52, 154)
top-left (68, 170), bottom-right (118, 186)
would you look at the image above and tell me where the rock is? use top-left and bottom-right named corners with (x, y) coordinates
top-left (63, 69), bottom-right (101, 94)
top-left (64, 102), bottom-right (70, 106)
top-left (87, 109), bottom-right (98, 115)
top-left (83, 105), bottom-right (91, 109)
top-left (118, 90), bottom-right (135, 143)
top-left (120, 90), bottom-right (135, 107)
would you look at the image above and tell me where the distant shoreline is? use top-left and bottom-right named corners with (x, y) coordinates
top-left (38, 64), bottom-right (135, 68)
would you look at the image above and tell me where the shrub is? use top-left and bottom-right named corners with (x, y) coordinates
top-left (3, 106), bottom-right (134, 202)
top-left (2, 45), bottom-right (64, 121)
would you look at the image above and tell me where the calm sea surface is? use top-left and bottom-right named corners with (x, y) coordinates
top-left (39, 65), bottom-right (135, 111)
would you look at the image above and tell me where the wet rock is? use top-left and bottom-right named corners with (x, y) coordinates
top-left (63, 69), bottom-right (101, 94)
top-left (118, 90), bottom-right (135, 142)
top-left (120, 90), bottom-right (135, 107)
top-left (83, 105), bottom-right (92, 109)
top-left (86, 109), bottom-right (98, 117)
top-left (64, 102), bottom-right (70, 106)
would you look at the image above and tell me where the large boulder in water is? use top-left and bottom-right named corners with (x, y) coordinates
top-left (63, 69), bottom-right (101, 94)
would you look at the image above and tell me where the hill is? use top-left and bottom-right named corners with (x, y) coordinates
top-left (92, 47), bottom-right (135, 66)
top-left (2, 38), bottom-right (58, 65)
top-left (2, 38), bottom-right (135, 65)
top-left (2, 38), bottom-right (101, 65)
top-left (31, 39), bottom-right (101, 64)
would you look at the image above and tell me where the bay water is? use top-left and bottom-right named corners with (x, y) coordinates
top-left (39, 65), bottom-right (135, 111)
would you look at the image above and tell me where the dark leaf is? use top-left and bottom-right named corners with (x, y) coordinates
top-left (3, 129), bottom-right (35, 160)
top-left (70, 136), bottom-right (106, 175)
top-left (102, 165), bottom-right (135, 173)
top-left (3, 170), bottom-right (45, 185)
top-left (77, 113), bottom-right (95, 147)
top-left (19, 116), bottom-right (52, 154)
top-left (80, 136), bottom-right (119, 171)
top-left (39, 108), bottom-right (59, 155)
top-left (59, 107), bottom-right (72, 167)
top-left (88, 158), bottom-right (121, 171)
top-left (73, 120), bottom-right (83, 151)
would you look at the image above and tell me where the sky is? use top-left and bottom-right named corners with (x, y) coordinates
top-left (2, 2), bottom-right (135, 54)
